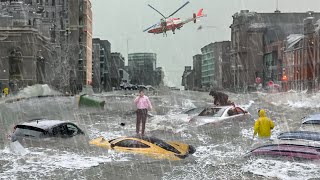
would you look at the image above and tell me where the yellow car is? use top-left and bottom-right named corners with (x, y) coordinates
top-left (89, 135), bottom-right (196, 161)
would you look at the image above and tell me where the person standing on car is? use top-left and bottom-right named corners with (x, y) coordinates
top-left (134, 89), bottom-right (152, 136)
top-left (209, 90), bottom-right (229, 106)
top-left (253, 109), bottom-right (275, 139)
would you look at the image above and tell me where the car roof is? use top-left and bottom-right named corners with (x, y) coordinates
top-left (114, 136), bottom-right (167, 145)
top-left (302, 113), bottom-right (320, 124)
top-left (20, 119), bottom-right (67, 130)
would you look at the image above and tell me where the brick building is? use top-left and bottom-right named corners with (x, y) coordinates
top-left (230, 10), bottom-right (320, 90)
top-left (282, 17), bottom-right (320, 91)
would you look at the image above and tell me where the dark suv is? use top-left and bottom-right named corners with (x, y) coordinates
top-left (11, 118), bottom-right (85, 142)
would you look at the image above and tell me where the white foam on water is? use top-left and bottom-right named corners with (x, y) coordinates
top-left (88, 125), bottom-right (124, 139)
top-left (242, 158), bottom-right (320, 180)
top-left (181, 99), bottom-right (196, 109)
top-left (0, 146), bottom-right (130, 179)
top-left (16, 84), bottom-right (61, 97)
top-left (9, 141), bottom-right (30, 156)
top-left (259, 91), bottom-right (320, 108)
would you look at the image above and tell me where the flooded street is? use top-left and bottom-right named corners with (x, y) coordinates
top-left (1, 89), bottom-right (320, 180)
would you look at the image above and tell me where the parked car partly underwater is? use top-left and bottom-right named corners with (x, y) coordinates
top-left (10, 118), bottom-right (85, 142)
top-left (89, 135), bottom-right (196, 161)
top-left (189, 105), bottom-right (250, 126)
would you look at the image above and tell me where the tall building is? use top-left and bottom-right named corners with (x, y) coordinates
top-left (230, 10), bottom-right (320, 90)
top-left (201, 43), bottom-right (214, 88)
top-left (110, 52), bottom-right (125, 87)
top-left (181, 66), bottom-right (193, 90)
top-left (193, 54), bottom-right (202, 90)
top-left (92, 43), bottom-right (101, 93)
top-left (0, 1), bottom-right (56, 92)
top-left (78, 0), bottom-right (93, 87)
top-left (128, 53), bottom-right (157, 85)
top-left (213, 41), bottom-right (231, 89)
top-left (92, 38), bottom-right (111, 91)
top-left (0, 0), bottom-right (93, 93)
top-left (200, 42), bottom-right (231, 90)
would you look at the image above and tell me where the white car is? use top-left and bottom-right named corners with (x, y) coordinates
top-left (189, 106), bottom-right (251, 126)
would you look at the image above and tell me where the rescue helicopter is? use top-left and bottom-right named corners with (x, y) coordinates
top-left (143, 1), bottom-right (207, 36)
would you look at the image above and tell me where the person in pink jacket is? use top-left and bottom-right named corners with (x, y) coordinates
top-left (134, 89), bottom-right (152, 136)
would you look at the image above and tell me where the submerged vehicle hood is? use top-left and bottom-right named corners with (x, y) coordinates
top-left (89, 137), bottom-right (111, 148)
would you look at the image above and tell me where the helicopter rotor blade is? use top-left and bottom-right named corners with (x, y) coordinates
top-left (167, 1), bottom-right (190, 18)
top-left (143, 23), bottom-right (158, 32)
top-left (148, 4), bottom-right (166, 19)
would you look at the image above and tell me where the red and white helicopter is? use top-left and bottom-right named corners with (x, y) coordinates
top-left (143, 1), bottom-right (207, 36)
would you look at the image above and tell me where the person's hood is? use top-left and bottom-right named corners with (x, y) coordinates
top-left (258, 109), bottom-right (266, 117)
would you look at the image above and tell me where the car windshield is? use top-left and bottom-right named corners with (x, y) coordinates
top-left (139, 136), bottom-right (180, 154)
top-left (14, 125), bottom-right (47, 138)
top-left (198, 108), bottom-right (225, 117)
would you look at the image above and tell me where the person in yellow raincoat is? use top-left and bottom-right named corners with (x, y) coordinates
top-left (253, 109), bottom-right (275, 138)
top-left (3, 87), bottom-right (9, 97)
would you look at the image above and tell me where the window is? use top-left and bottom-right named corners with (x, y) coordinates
top-left (199, 108), bottom-right (224, 117)
top-left (52, 124), bottom-right (78, 137)
top-left (52, 0), bottom-right (55, 6)
top-left (115, 140), bottom-right (150, 148)
top-left (141, 137), bottom-right (180, 154)
top-left (66, 124), bottom-right (79, 136)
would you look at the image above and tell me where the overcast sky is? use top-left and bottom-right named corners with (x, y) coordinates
top-left (92, 0), bottom-right (320, 87)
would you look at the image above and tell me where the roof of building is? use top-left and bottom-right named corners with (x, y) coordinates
top-left (286, 34), bottom-right (304, 49)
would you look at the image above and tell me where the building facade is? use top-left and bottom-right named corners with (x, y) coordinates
top-left (79, 0), bottom-right (93, 87)
top-left (181, 66), bottom-right (193, 90)
top-left (282, 17), bottom-right (320, 91)
top-left (201, 43), bottom-right (214, 88)
top-left (92, 43), bottom-right (101, 93)
top-left (192, 54), bottom-right (202, 90)
top-left (213, 41), bottom-right (231, 89)
top-left (128, 53), bottom-right (157, 86)
top-left (110, 52), bottom-right (125, 88)
top-left (200, 41), bottom-right (231, 90)
top-left (92, 38), bottom-right (112, 91)
top-left (0, 0), bottom-right (93, 93)
top-left (230, 10), bottom-right (320, 90)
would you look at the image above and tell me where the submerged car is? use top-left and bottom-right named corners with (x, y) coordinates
top-left (189, 106), bottom-right (250, 125)
top-left (278, 131), bottom-right (320, 142)
top-left (249, 144), bottom-right (320, 160)
top-left (89, 135), bottom-right (196, 161)
top-left (10, 118), bottom-right (85, 142)
top-left (302, 113), bottom-right (320, 125)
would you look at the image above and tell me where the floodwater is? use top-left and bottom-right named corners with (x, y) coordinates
top-left (0, 87), bottom-right (320, 180)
